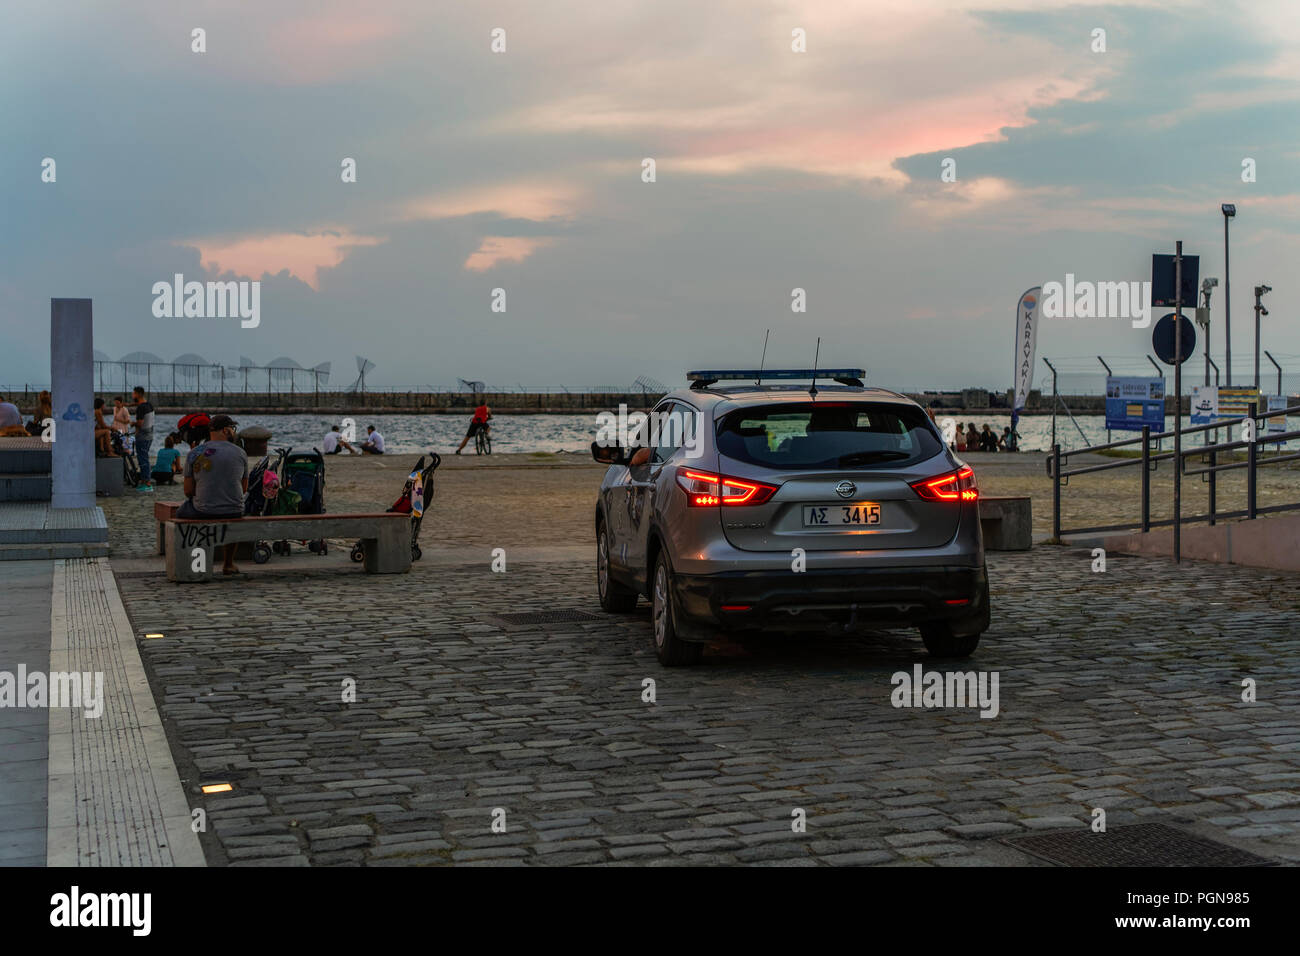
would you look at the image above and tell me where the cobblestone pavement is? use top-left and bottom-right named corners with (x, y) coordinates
top-left (113, 547), bottom-right (1300, 866)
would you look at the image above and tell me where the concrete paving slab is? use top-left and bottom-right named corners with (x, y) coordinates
top-left (45, 558), bottom-right (206, 866)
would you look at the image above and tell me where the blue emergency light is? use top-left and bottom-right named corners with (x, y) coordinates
top-left (687, 368), bottom-right (866, 388)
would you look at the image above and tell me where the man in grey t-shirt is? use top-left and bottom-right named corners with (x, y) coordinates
top-left (179, 415), bottom-right (248, 574)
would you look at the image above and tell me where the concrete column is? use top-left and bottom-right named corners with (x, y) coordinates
top-left (50, 298), bottom-right (95, 509)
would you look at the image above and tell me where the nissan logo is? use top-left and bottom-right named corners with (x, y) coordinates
top-left (835, 480), bottom-right (856, 499)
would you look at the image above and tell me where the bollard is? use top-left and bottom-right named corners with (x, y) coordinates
top-left (1247, 402), bottom-right (1258, 519)
top-left (1208, 449), bottom-right (1217, 526)
top-left (1051, 444), bottom-right (1061, 540)
top-left (1140, 425), bottom-right (1151, 533)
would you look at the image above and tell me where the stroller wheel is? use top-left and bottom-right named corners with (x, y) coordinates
top-left (307, 540), bottom-right (320, 553)
top-left (318, 539), bottom-right (328, 555)
top-left (412, 544), bottom-right (422, 561)
top-left (253, 543), bottom-right (271, 565)
top-left (349, 544), bottom-right (365, 563)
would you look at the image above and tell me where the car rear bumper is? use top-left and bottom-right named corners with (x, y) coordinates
top-left (671, 564), bottom-right (989, 635)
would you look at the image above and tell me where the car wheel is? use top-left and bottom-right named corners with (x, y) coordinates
top-left (597, 522), bottom-right (637, 612)
top-left (919, 622), bottom-right (981, 658)
top-left (652, 553), bottom-right (702, 666)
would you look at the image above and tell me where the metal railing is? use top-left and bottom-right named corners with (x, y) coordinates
top-left (1048, 402), bottom-right (1300, 559)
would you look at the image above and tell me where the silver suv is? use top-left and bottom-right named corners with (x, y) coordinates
top-left (592, 369), bottom-right (989, 665)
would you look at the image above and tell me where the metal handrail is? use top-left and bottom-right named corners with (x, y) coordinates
top-left (1053, 402), bottom-right (1300, 462)
top-left (1050, 401), bottom-right (1300, 553)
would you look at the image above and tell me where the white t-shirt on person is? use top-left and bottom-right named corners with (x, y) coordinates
top-left (322, 431), bottom-right (340, 453)
top-left (366, 431), bottom-right (384, 452)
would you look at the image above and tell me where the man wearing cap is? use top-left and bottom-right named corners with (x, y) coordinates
top-left (178, 414), bottom-right (248, 575)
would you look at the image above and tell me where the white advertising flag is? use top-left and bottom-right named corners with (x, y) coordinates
top-left (1011, 286), bottom-right (1041, 427)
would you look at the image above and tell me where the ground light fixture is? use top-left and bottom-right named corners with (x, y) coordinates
top-left (200, 783), bottom-right (234, 794)
top-left (143, 633), bottom-right (165, 639)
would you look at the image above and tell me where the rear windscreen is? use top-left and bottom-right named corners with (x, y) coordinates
top-left (716, 402), bottom-right (944, 469)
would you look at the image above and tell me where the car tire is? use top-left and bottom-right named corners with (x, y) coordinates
top-left (919, 623), bottom-right (981, 658)
top-left (652, 553), bottom-right (702, 666)
top-left (597, 522), bottom-right (637, 613)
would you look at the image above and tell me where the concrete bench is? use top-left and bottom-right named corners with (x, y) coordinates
top-left (155, 501), bottom-right (181, 553)
top-left (978, 496), bottom-right (1032, 551)
top-left (164, 512), bottom-right (411, 582)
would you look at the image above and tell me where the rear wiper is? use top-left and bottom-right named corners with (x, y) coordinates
top-left (837, 450), bottom-right (910, 466)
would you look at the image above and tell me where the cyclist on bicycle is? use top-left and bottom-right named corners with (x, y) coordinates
top-left (455, 401), bottom-right (492, 454)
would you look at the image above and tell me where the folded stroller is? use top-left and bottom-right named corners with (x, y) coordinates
top-left (350, 452), bottom-right (441, 563)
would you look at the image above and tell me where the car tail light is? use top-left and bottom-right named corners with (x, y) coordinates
top-left (676, 469), bottom-right (778, 507)
top-left (910, 466), bottom-right (978, 501)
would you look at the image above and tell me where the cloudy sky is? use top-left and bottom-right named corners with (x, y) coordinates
top-left (3, 0), bottom-right (1298, 393)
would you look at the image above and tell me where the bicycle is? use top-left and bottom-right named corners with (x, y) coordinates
top-left (475, 423), bottom-right (491, 455)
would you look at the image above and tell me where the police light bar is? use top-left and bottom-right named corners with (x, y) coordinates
top-left (687, 368), bottom-right (866, 388)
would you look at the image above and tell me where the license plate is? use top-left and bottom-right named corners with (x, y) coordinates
top-left (802, 503), bottom-right (882, 526)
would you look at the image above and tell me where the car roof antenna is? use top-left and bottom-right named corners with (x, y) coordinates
top-left (809, 337), bottom-right (821, 398)
top-left (756, 329), bottom-right (770, 386)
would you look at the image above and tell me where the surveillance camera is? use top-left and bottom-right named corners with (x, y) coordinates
top-left (1203, 278), bottom-right (1219, 288)
top-left (1261, 307), bottom-right (1269, 316)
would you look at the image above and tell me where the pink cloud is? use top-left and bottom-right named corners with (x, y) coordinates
top-left (184, 231), bottom-right (384, 289)
top-left (464, 237), bottom-right (552, 272)
top-left (401, 182), bottom-right (583, 223)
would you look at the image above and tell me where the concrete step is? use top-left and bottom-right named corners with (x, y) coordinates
top-left (0, 436), bottom-right (53, 474)
top-left (0, 542), bottom-right (109, 560)
top-left (0, 502), bottom-right (108, 544)
top-left (0, 473), bottom-right (51, 501)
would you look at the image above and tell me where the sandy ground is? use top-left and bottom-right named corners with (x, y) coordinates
top-left (102, 447), bottom-right (1300, 560)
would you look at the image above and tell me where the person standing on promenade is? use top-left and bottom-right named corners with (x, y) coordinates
top-left (112, 396), bottom-right (131, 435)
top-left (979, 424), bottom-right (998, 452)
top-left (130, 386), bottom-right (156, 490)
top-left (179, 415), bottom-right (247, 575)
top-left (454, 401), bottom-right (492, 454)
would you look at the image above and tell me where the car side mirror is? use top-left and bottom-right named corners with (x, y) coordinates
top-left (591, 442), bottom-right (627, 465)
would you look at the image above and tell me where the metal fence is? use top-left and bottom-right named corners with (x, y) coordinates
top-left (1048, 402), bottom-right (1300, 561)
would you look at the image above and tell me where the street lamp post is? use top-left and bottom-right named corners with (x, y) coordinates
top-left (1221, 204), bottom-right (1236, 385)
top-left (1253, 284), bottom-right (1271, 391)
top-left (1199, 278), bottom-right (1217, 388)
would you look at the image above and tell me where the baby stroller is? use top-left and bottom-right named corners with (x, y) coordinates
top-left (350, 452), bottom-right (441, 563)
top-left (246, 447), bottom-right (328, 562)
top-left (111, 431), bottom-right (142, 487)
